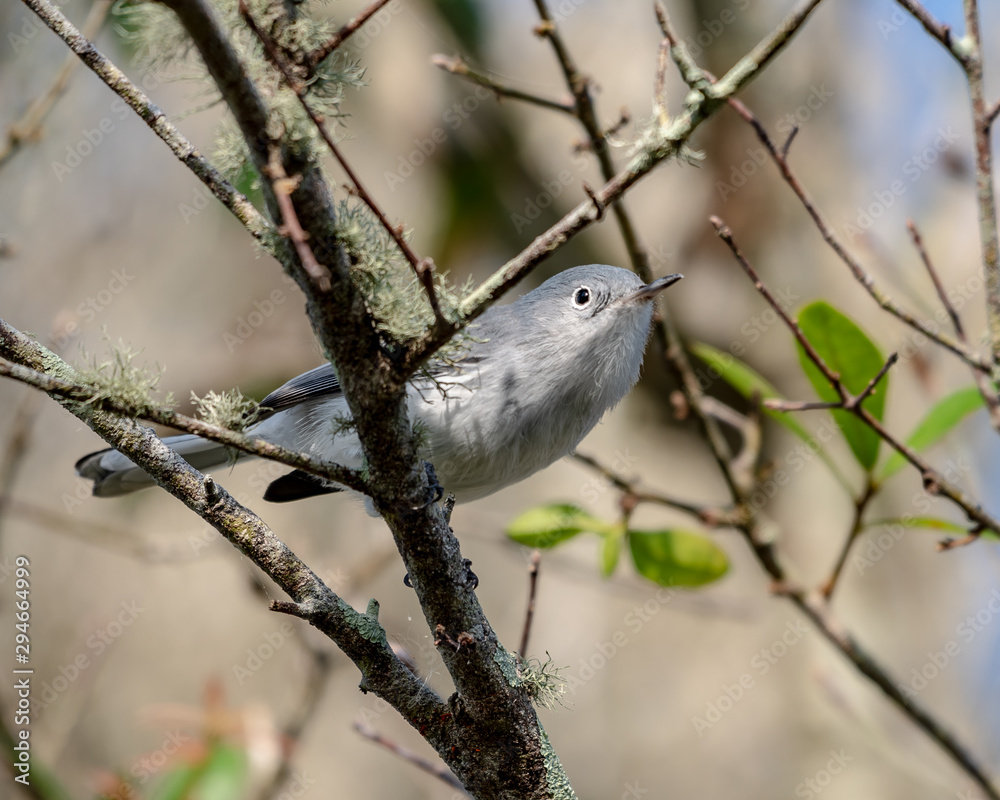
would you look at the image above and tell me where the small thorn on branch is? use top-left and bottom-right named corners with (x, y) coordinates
top-left (988, 99), bottom-right (1000, 125)
top-left (780, 126), bottom-right (799, 159)
top-left (583, 182), bottom-right (604, 220)
top-left (271, 599), bottom-right (311, 619)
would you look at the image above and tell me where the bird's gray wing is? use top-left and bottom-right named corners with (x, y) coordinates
top-left (259, 363), bottom-right (342, 416)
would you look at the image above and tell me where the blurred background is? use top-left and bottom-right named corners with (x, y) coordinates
top-left (2, 0), bottom-right (1000, 797)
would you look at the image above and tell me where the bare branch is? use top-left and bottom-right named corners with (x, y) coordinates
top-left (307, 0), bottom-right (395, 70)
top-left (960, 1), bottom-right (1000, 373)
top-left (894, 1), bottom-right (1000, 376)
top-left (848, 353), bottom-right (898, 410)
top-left (654, 2), bottom-right (714, 94)
top-left (431, 55), bottom-right (575, 115)
top-left (822, 481), bottom-right (877, 598)
top-left (906, 220), bottom-right (965, 338)
top-left (353, 721), bottom-right (467, 792)
top-left (265, 146), bottom-right (333, 292)
top-left (570, 452), bottom-right (737, 527)
top-left (519, 551), bottom-right (542, 658)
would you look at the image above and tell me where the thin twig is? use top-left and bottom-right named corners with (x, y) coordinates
top-left (353, 721), bottom-right (466, 792)
top-left (519, 551), bottom-right (542, 658)
top-left (847, 352), bottom-right (898, 410)
top-left (431, 55), bottom-right (575, 115)
top-left (570, 452), bottom-right (739, 527)
top-left (307, 0), bottom-right (394, 70)
top-left (0, 0), bottom-right (111, 171)
top-left (240, 1), bottom-right (447, 328)
top-left (937, 531), bottom-right (981, 551)
top-left (822, 481), bottom-right (876, 598)
top-left (655, 2), bottom-right (714, 94)
top-left (906, 220), bottom-right (964, 338)
top-left (893, 1), bottom-right (964, 67)
top-left (0, 389), bottom-right (44, 539)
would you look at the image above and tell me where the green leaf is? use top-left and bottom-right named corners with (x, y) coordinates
top-left (877, 387), bottom-right (984, 481)
top-left (629, 530), bottom-right (729, 587)
top-left (690, 342), bottom-right (852, 491)
top-left (599, 532), bottom-right (621, 578)
top-left (506, 503), bottom-right (609, 548)
top-left (797, 302), bottom-right (887, 471)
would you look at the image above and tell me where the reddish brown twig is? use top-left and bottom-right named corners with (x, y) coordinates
top-left (518, 551), bottom-right (542, 658)
top-left (353, 721), bottom-right (465, 791)
top-left (265, 146), bottom-right (332, 291)
top-left (239, 1), bottom-right (447, 328)
top-left (307, 0), bottom-right (394, 69)
top-left (431, 54), bottom-right (575, 115)
top-left (907, 220), bottom-right (964, 338)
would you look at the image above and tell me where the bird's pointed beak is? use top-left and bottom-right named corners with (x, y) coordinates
top-left (621, 273), bottom-right (684, 304)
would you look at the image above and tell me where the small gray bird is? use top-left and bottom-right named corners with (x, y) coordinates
top-left (76, 265), bottom-right (682, 505)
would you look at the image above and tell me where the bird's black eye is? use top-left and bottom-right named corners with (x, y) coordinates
top-left (573, 287), bottom-right (591, 307)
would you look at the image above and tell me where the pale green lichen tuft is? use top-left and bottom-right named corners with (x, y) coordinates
top-left (494, 647), bottom-right (567, 711)
top-left (330, 411), bottom-right (356, 438)
top-left (190, 388), bottom-right (261, 432)
top-left (74, 338), bottom-right (174, 417)
top-left (517, 653), bottom-right (567, 711)
top-left (334, 200), bottom-right (473, 359)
